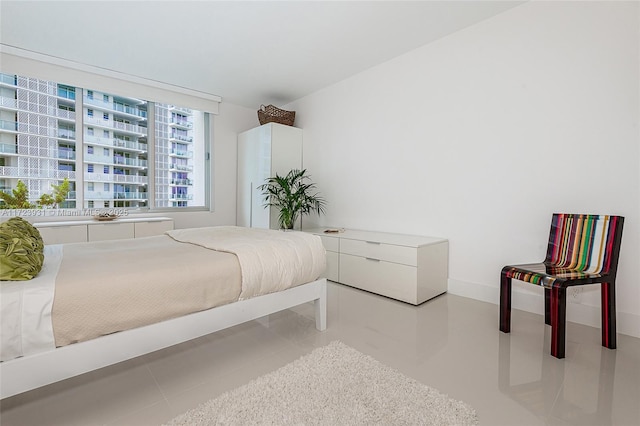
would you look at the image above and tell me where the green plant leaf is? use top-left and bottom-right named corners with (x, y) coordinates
top-left (258, 169), bottom-right (326, 229)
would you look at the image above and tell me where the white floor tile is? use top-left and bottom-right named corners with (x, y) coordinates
top-left (1, 282), bottom-right (638, 426)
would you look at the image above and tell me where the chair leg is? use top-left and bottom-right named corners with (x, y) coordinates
top-left (544, 288), bottom-right (551, 325)
top-left (601, 282), bottom-right (617, 350)
top-left (500, 271), bottom-right (512, 333)
top-left (550, 286), bottom-right (567, 359)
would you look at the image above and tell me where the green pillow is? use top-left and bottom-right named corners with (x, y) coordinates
top-left (0, 217), bottom-right (45, 280)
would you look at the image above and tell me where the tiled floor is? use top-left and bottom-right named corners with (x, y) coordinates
top-left (1, 282), bottom-right (639, 425)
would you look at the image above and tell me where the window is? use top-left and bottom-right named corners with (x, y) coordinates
top-left (58, 85), bottom-right (75, 100)
top-left (104, 183), bottom-right (109, 191)
top-left (58, 123), bottom-right (75, 140)
top-left (88, 200), bottom-right (94, 208)
top-left (0, 73), bottom-right (210, 210)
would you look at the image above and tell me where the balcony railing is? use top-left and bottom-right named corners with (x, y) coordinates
top-left (112, 103), bottom-right (147, 119)
top-left (58, 130), bottom-right (76, 140)
top-left (84, 172), bottom-right (148, 185)
top-left (0, 97), bottom-right (76, 121)
top-left (85, 191), bottom-right (148, 200)
top-left (58, 150), bottom-right (76, 160)
top-left (84, 117), bottom-right (148, 136)
top-left (168, 105), bottom-right (192, 115)
top-left (169, 193), bottom-right (193, 200)
top-left (0, 143), bottom-right (17, 154)
top-left (0, 73), bottom-right (17, 86)
top-left (84, 134), bottom-right (147, 152)
top-left (169, 164), bottom-right (193, 172)
top-left (170, 178), bottom-right (193, 186)
top-left (0, 166), bottom-right (76, 180)
top-left (113, 156), bottom-right (148, 168)
top-left (113, 120), bottom-right (147, 136)
top-left (84, 97), bottom-right (147, 119)
top-left (56, 108), bottom-right (76, 121)
top-left (169, 149), bottom-right (193, 158)
top-left (0, 97), bottom-right (17, 109)
top-left (0, 144), bottom-right (74, 158)
top-left (169, 134), bottom-right (193, 143)
top-left (0, 120), bottom-right (17, 132)
top-left (113, 138), bottom-right (147, 152)
top-left (115, 192), bottom-right (148, 200)
top-left (84, 154), bottom-right (147, 168)
top-left (169, 120), bottom-right (193, 129)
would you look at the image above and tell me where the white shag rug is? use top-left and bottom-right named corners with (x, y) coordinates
top-left (165, 341), bottom-right (478, 425)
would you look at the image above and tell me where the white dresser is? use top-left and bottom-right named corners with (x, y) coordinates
top-left (307, 228), bottom-right (448, 305)
top-left (34, 217), bottom-right (174, 245)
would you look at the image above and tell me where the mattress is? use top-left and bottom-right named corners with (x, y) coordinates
top-left (0, 226), bottom-right (326, 362)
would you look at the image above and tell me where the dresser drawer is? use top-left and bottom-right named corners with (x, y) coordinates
top-left (37, 224), bottom-right (87, 244)
top-left (340, 239), bottom-right (416, 266)
top-left (319, 234), bottom-right (339, 252)
top-left (134, 219), bottom-right (174, 238)
top-left (88, 222), bottom-right (135, 241)
top-left (339, 253), bottom-right (418, 304)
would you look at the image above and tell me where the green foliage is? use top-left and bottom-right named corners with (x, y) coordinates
top-left (52, 178), bottom-right (71, 205)
top-left (38, 178), bottom-right (70, 208)
top-left (259, 169), bottom-right (326, 230)
top-left (0, 178), bottom-right (71, 209)
top-left (37, 193), bottom-right (56, 208)
top-left (0, 180), bottom-right (34, 209)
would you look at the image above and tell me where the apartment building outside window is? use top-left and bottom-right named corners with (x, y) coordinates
top-left (0, 73), bottom-right (209, 210)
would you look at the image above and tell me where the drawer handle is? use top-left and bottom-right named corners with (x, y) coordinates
top-left (365, 241), bottom-right (380, 245)
top-left (365, 257), bottom-right (380, 262)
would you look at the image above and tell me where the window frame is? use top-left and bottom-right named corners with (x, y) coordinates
top-left (0, 72), bottom-right (213, 213)
top-left (2, 46), bottom-right (219, 212)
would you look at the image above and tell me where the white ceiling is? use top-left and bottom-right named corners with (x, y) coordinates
top-left (0, 1), bottom-right (524, 108)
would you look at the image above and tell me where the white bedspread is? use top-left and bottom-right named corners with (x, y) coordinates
top-left (0, 245), bottom-right (62, 362)
top-left (166, 226), bottom-right (326, 300)
top-left (1, 226), bottom-right (326, 363)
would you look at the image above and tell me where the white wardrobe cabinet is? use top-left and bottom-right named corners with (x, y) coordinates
top-left (237, 123), bottom-right (302, 229)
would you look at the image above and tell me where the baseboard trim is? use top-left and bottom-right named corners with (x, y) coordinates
top-left (448, 278), bottom-right (640, 339)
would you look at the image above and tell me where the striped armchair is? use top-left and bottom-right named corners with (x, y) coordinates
top-left (500, 214), bottom-right (624, 358)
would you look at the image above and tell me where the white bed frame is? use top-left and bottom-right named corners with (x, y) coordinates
top-left (0, 278), bottom-right (327, 399)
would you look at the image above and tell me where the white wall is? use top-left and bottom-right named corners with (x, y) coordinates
top-left (287, 2), bottom-right (640, 337)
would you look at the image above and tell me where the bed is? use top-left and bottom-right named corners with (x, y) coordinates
top-left (0, 225), bottom-right (327, 399)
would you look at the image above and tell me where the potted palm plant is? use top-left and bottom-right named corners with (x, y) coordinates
top-left (259, 169), bottom-right (326, 230)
